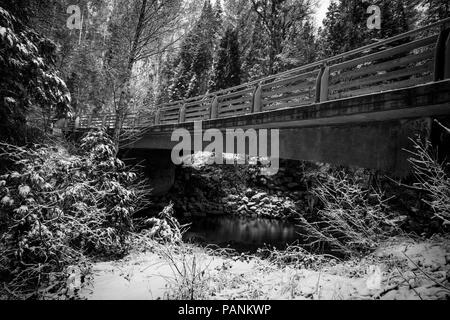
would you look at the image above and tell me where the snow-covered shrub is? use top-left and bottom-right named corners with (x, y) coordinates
top-left (407, 131), bottom-right (450, 225)
top-left (0, 129), bottom-right (149, 299)
top-left (298, 170), bottom-right (400, 257)
top-left (139, 203), bottom-right (182, 244)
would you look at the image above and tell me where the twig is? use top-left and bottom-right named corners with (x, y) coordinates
top-left (402, 251), bottom-right (450, 292)
top-left (434, 119), bottom-right (450, 135)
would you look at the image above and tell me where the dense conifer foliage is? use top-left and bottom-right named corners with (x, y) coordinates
top-left (0, 6), bottom-right (70, 144)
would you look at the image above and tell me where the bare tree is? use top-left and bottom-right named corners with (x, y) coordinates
top-left (106, 0), bottom-right (185, 150)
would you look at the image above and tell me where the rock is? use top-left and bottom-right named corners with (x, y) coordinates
top-left (237, 205), bottom-right (248, 213)
top-left (251, 192), bottom-right (267, 203)
top-left (242, 196), bottom-right (249, 204)
top-left (245, 188), bottom-right (255, 197)
top-left (226, 201), bottom-right (237, 208)
top-left (227, 194), bottom-right (240, 201)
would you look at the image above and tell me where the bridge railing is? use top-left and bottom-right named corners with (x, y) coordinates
top-left (322, 24), bottom-right (445, 100)
top-left (72, 18), bottom-right (450, 130)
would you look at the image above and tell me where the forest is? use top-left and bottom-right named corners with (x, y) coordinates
top-left (0, 0), bottom-right (449, 301)
top-left (1, 0), bottom-right (449, 144)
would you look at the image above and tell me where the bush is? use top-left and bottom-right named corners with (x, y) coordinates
top-left (158, 244), bottom-right (212, 300)
top-left (298, 170), bottom-right (400, 257)
top-left (0, 129), bottom-right (149, 299)
top-left (137, 203), bottom-right (182, 244)
top-left (407, 131), bottom-right (450, 225)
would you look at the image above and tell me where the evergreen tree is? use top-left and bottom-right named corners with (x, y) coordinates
top-left (249, 0), bottom-right (314, 75)
top-left (240, 8), bottom-right (271, 81)
top-left (318, 0), bottom-right (418, 58)
top-left (279, 18), bottom-right (317, 71)
top-left (165, 0), bottom-right (222, 100)
top-left (210, 27), bottom-right (241, 91)
top-left (0, 5), bottom-right (71, 144)
top-left (420, 0), bottom-right (450, 24)
top-left (318, 1), bottom-right (346, 57)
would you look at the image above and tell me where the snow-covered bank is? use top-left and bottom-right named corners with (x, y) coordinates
top-left (80, 237), bottom-right (450, 300)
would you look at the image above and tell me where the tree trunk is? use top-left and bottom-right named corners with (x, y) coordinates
top-left (112, 0), bottom-right (148, 152)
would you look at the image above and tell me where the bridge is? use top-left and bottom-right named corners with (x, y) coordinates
top-left (64, 19), bottom-right (450, 193)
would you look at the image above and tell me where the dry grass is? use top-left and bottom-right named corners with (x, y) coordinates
top-left (258, 243), bottom-right (336, 270)
top-left (156, 244), bottom-right (213, 300)
top-left (407, 131), bottom-right (450, 225)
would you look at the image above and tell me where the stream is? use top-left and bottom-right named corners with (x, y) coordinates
top-left (182, 215), bottom-right (304, 252)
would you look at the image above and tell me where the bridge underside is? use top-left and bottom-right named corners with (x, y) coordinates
top-left (126, 80), bottom-right (450, 178)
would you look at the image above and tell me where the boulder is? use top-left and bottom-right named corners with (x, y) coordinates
top-left (251, 192), bottom-right (267, 203)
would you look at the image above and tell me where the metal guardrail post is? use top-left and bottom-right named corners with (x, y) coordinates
top-left (445, 31), bottom-right (450, 79)
top-left (210, 96), bottom-right (219, 119)
top-left (434, 25), bottom-right (450, 81)
top-left (87, 115), bottom-right (93, 128)
top-left (320, 65), bottom-right (330, 102)
top-left (102, 115), bottom-right (108, 128)
top-left (179, 104), bottom-right (186, 123)
top-left (315, 64), bottom-right (326, 103)
top-left (155, 109), bottom-right (161, 125)
top-left (252, 83), bottom-right (262, 113)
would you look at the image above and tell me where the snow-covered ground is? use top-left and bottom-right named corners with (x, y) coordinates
top-left (79, 237), bottom-right (450, 300)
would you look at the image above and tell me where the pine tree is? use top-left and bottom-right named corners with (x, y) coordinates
top-left (249, 0), bottom-right (314, 75)
top-left (318, 1), bottom-right (346, 57)
top-left (279, 18), bottom-right (317, 71)
top-left (240, 9), bottom-right (271, 81)
top-left (164, 0), bottom-right (222, 100)
top-left (0, 6), bottom-right (71, 144)
top-left (210, 27), bottom-right (241, 91)
top-left (318, 0), bottom-right (418, 58)
top-left (420, 0), bottom-right (450, 24)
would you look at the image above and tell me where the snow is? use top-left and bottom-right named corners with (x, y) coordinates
top-left (80, 238), bottom-right (450, 300)
top-left (4, 97), bottom-right (16, 104)
top-left (0, 26), bottom-right (7, 38)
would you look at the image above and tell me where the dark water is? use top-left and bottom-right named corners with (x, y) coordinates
top-left (182, 215), bottom-right (304, 252)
